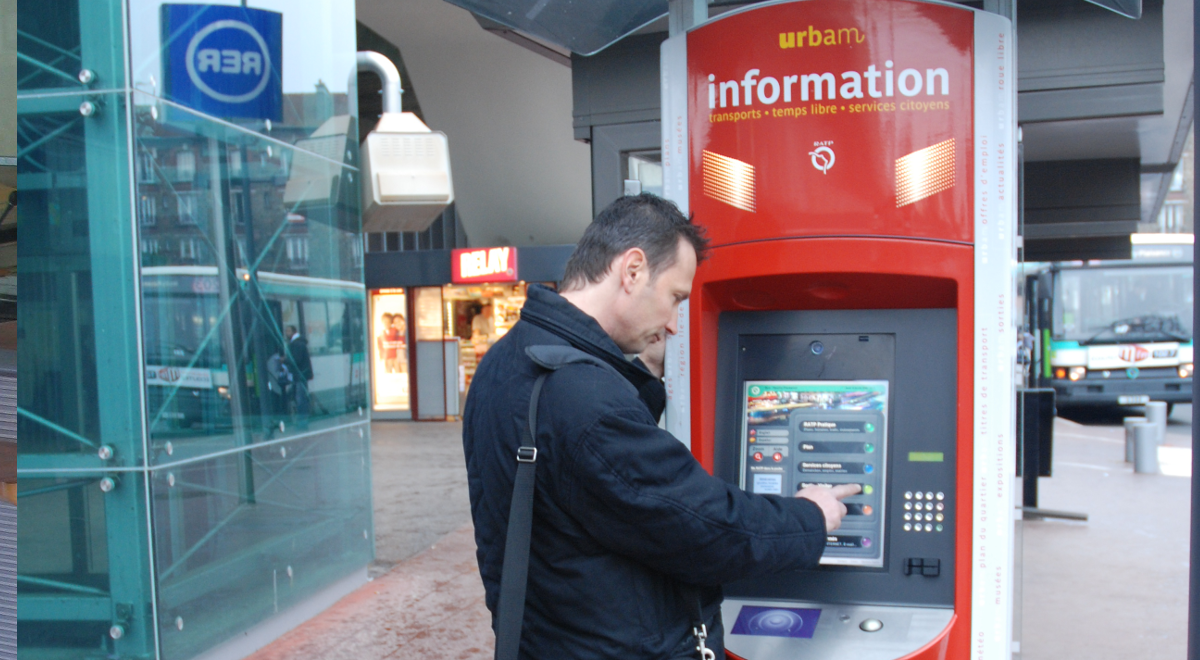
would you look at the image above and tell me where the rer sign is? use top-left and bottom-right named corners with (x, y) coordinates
top-left (162, 4), bottom-right (283, 121)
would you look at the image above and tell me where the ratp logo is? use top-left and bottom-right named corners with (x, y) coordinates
top-left (185, 19), bottom-right (272, 104)
top-left (1118, 345), bottom-right (1150, 362)
top-left (809, 144), bottom-right (835, 174)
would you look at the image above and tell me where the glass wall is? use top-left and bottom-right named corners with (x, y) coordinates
top-left (17, 1), bottom-right (371, 659)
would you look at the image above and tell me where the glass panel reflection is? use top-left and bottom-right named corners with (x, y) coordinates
top-left (18, 474), bottom-right (155, 659)
top-left (17, 112), bottom-right (104, 457)
top-left (135, 92), bottom-right (368, 464)
top-left (18, 95), bottom-right (144, 461)
top-left (152, 427), bottom-right (373, 660)
top-left (17, 0), bottom-right (125, 91)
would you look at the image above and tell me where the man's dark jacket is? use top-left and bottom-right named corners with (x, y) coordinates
top-left (288, 335), bottom-right (313, 381)
top-left (463, 285), bottom-right (828, 659)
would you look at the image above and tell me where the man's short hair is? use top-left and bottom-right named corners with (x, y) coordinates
top-left (560, 194), bottom-right (709, 291)
top-left (285, 325), bottom-right (297, 335)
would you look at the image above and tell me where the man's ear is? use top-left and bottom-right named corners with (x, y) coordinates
top-left (620, 247), bottom-right (648, 292)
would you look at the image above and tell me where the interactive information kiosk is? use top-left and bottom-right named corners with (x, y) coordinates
top-left (660, 2), bottom-right (1018, 659)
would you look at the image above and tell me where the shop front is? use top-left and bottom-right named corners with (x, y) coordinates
top-left (365, 244), bottom-right (573, 420)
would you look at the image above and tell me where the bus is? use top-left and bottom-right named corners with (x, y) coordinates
top-left (140, 266), bottom-right (368, 433)
top-left (1028, 259), bottom-right (1193, 411)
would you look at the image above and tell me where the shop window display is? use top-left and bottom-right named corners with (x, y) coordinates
top-left (443, 284), bottom-right (528, 395)
top-left (370, 290), bottom-right (410, 411)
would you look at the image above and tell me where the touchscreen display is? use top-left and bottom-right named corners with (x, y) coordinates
top-left (741, 381), bottom-right (889, 567)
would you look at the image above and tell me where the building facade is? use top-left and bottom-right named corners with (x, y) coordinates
top-left (17, 2), bottom-right (373, 659)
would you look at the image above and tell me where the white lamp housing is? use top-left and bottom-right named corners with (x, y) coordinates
top-left (360, 111), bottom-right (454, 233)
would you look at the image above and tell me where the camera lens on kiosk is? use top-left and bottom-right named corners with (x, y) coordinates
top-left (810, 341), bottom-right (824, 355)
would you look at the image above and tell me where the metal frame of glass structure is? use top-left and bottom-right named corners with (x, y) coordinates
top-left (17, 2), bottom-right (373, 658)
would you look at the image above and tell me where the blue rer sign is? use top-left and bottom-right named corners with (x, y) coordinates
top-left (161, 4), bottom-right (283, 121)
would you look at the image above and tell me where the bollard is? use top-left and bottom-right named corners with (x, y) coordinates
top-left (1132, 422), bottom-right (1159, 474)
top-left (1144, 401), bottom-right (1168, 445)
top-left (1123, 417), bottom-right (1146, 463)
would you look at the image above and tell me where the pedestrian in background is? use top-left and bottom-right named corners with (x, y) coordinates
top-left (265, 349), bottom-right (292, 436)
top-left (285, 324), bottom-right (313, 429)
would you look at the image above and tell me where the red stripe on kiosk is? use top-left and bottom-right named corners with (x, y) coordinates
top-left (660, 2), bottom-right (1017, 659)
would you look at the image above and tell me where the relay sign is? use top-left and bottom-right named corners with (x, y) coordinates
top-left (741, 381), bottom-right (889, 567)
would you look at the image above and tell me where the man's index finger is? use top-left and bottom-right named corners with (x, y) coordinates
top-left (830, 484), bottom-right (863, 499)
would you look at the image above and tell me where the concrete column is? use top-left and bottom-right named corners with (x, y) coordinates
top-left (1144, 401), bottom-right (1168, 445)
top-left (1132, 422), bottom-right (1159, 474)
top-left (1123, 416), bottom-right (1146, 463)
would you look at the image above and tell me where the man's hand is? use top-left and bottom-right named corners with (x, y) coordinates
top-left (639, 333), bottom-right (667, 379)
top-left (796, 484), bottom-right (862, 532)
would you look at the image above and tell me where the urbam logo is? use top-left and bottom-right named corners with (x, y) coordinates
top-left (780, 26), bottom-right (865, 49)
top-left (185, 19), bottom-right (272, 104)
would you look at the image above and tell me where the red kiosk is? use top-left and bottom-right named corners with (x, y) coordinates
top-left (660, 2), bottom-right (1017, 659)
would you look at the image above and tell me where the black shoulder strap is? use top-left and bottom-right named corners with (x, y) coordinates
top-left (494, 370), bottom-right (550, 660)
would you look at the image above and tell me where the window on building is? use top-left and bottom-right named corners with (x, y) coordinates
top-left (179, 237), bottom-right (200, 260)
top-left (176, 150), bottom-right (196, 181)
top-left (1170, 166), bottom-right (1185, 192)
top-left (229, 189), bottom-right (246, 225)
top-left (623, 150), bottom-right (664, 197)
top-left (286, 236), bottom-right (309, 266)
top-left (1159, 201), bottom-right (1187, 233)
top-left (139, 195), bottom-right (157, 226)
top-left (137, 148), bottom-right (158, 183)
top-left (140, 238), bottom-right (160, 255)
top-left (177, 192), bottom-right (201, 225)
top-left (228, 149), bottom-right (243, 176)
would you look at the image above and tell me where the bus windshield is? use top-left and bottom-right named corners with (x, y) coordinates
top-left (1054, 265), bottom-right (1194, 344)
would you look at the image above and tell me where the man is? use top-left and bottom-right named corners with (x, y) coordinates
top-left (471, 302), bottom-right (496, 359)
top-left (463, 194), bottom-right (857, 659)
top-left (265, 348), bottom-right (292, 436)
top-left (285, 325), bottom-right (313, 428)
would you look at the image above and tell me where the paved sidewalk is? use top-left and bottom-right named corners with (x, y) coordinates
top-left (245, 421), bottom-right (492, 660)
top-left (245, 411), bottom-right (1192, 660)
top-left (1017, 408), bottom-right (1192, 660)
top-left (245, 524), bottom-right (492, 660)
top-left (367, 421), bottom-right (475, 576)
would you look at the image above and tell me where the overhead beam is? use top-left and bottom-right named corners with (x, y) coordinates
top-left (1023, 235), bottom-right (1133, 261)
top-left (1022, 158), bottom-right (1142, 260)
